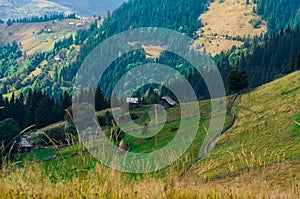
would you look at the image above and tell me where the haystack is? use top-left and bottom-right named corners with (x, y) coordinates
top-left (119, 139), bottom-right (128, 151)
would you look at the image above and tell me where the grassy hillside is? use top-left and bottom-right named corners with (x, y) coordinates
top-left (186, 70), bottom-right (300, 178)
top-left (196, 0), bottom-right (267, 55)
top-left (0, 71), bottom-right (299, 198)
top-left (0, 19), bottom-right (90, 55)
top-left (0, 0), bottom-right (72, 20)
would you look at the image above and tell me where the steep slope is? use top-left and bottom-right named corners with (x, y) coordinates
top-left (196, 0), bottom-right (267, 55)
top-left (0, 73), bottom-right (299, 198)
top-left (0, 0), bottom-right (127, 20)
top-left (0, 0), bottom-right (72, 20)
top-left (0, 19), bottom-right (90, 55)
top-left (186, 71), bottom-right (300, 179)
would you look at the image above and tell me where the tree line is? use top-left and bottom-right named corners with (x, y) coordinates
top-left (60, 0), bottom-right (209, 82)
top-left (6, 13), bottom-right (77, 27)
top-left (214, 24), bottom-right (300, 90)
top-left (257, 0), bottom-right (300, 34)
top-left (0, 90), bottom-right (71, 130)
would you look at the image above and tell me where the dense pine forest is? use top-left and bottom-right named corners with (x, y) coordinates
top-left (1, 0), bottom-right (299, 99)
top-left (215, 25), bottom-right (300, 88)
top-left (0, 0), bottom-right (299, 113)
top-left (5, 13), bottom-right (77, 27)
top-left (60, 0), bottom-right (300, 98)
top-left (61, 0), bottom-right (209, 83)
top-left (257, 0), bottom-right (300, 34)
top-left (0, 90), bottom-right (71, 130)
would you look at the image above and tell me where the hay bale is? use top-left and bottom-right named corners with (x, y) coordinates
top-left (119, 139), bottom-right (128, 151)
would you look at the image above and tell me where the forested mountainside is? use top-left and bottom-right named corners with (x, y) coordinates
top-left (61, 0), bottom-right (209, 91)
top-left (257, 0), bottom-right (300, 34)
top-left (0, 0), bottom-right (299, 99)
top-left (62, 0), bottom-right (300, 97)
top-left (215, 26), bottom-right (300, 89)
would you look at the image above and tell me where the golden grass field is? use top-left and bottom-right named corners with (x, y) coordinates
top-left (0, 71), bottom-right (299, 198)
top-left (0, 19), bottom-right (90, 55)
top-left (196, 0), bottom-right (267, 55)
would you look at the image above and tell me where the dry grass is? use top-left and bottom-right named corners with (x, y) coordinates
top-left (28, 67), bottom-right (42, 78)
top-left (142, 45), bottom-right (164, 58)
top-left (0, 19), bottom-right (89, 55)
top-left (0, 155), bottom-right (299, 198)
top-left (196, 0), bottom-right (267, 55)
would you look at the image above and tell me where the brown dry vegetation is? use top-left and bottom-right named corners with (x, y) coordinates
top-left (0, 19), bottom-right (89, 55)
top-left (196, 0), bottom-right (267, 55)
top-left (142, 45), bottom-right (165, 58)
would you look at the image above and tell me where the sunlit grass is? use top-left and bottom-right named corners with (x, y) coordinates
top-left (0, 71), bottom-right (299, 198)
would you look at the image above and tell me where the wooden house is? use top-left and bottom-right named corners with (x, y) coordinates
top-left (19, 137), bottom-right (34, 153)
top-left (161, 96), bottom-right (176, 108)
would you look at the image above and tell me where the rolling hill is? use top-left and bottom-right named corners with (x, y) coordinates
top-left (0, 0), bottom-right (127, 20)
top-left (0, 0), bottom-right (299, 198)
top-left (0, 18), bottom-right (90, 55)
top-left (0, 0), bottom-right (72, 20)
top-left (196, 0), bottom-right (267, 55)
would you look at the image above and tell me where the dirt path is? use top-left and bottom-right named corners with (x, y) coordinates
top-left (179, 94), bottom-right (239, 176)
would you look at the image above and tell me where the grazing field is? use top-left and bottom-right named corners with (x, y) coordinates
top-left (186, 71), bottom-right (300, 179)
top-left (0, 0), bottom-right (72, 20)
top-left (0, 19), bottom-right (90, 55)
top-left (196, 0), bottom-right (267, 55)
top-left (0, 71), bottom-right (299, 198)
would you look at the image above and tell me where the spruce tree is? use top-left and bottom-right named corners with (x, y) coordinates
top-left (296, 52), bottom-right (300, 70)
top-left (226, 67), bottom-right (249, 93)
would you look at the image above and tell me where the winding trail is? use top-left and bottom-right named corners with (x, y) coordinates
top-left (179, 94), bottom-right (239, 177)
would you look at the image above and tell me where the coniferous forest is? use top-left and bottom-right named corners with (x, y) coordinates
top-left (1, 0), bottom-right (299, 100)
top-left (0, 0), bottom-right (299, 146)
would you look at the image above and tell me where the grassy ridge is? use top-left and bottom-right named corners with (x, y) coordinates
top-left (188, 70), bottom-right (300, 179)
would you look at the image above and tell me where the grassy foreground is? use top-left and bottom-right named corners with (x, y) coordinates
top-left (0, 71), bottom-right (299, 198)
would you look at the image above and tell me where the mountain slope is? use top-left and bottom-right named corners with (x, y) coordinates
top-left (0, 0), bottom-right (127, 20)
top-left (196, 0), bottom-right (267, 55)
top-left (187, 70), bottom-right (300, 179)
top-left (0, 73), bottom-right (299, 199)
top-left (257, 0), bottom-right (300, 34)
top-left (0, 19), bottom-right (90, 55)
top-left (0, 0), bottom-right (73, 20)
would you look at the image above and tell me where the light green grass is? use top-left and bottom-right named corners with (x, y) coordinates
top-left (188, 71), bottom-right (300, 179)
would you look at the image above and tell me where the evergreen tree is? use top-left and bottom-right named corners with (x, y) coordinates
top-left (95, 88), bottom-right (108, 111)
top-left (0, 118), bottom-right (20, 154)
top-left (296, 52), bottom-right (300, 70)
top-left (226, 67), bottom-right (249, 93)
top-left (6, 19), bottom-right (12, 27)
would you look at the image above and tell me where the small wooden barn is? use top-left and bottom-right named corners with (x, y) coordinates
top-left (19, 137), bottom-right (34, 153)
top-left (126, 97), bottom-right (139, 108)
top-left (161, 96), bottom-right (176, 108)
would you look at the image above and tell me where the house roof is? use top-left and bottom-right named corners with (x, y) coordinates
top-left (126, 97), bottom-right (139, 104)
top-left (162, 96), bottom-right (176, 106)
top-left (20, 137), bottom-right (33, 148)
